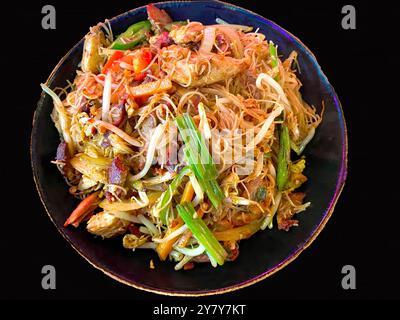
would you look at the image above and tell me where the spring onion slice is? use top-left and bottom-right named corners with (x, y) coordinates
top-left (176, 203), bottom-right (227, 266)
top-left (277, 125), bottom-right (290, 191)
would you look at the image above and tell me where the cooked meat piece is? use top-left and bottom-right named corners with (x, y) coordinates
top-left (56, 141), bottom-right (69, 162)
top-left (108, 155), bottom-right (128, 185)
top-left (150, 31), bottom-right (173, 52)
top-left (160, 45), bottom-right (248, 87)
top-left (87, 211), bottom-right (128, 238)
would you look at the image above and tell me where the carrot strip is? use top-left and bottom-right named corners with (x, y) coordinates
top-left (64, 192), bottom-right (101, 227)
top-left (128, 79), bottom-right (172, 97)
top-left (156, 181), bottom-right (194, 261)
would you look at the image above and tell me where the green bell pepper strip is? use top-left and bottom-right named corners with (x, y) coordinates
top-left (110, 20), bottom-right (152, 50)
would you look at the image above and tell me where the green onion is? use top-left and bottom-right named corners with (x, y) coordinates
top-left (269, 41), bottom-right (279, 80)
top-left (176, 114), bottom-right (224, 208)
top-left (176, 114), bottom-right (218, 179)
top-left (176, 203), bottom-right (227, 266)
top-left (156, 166), bottom-right (191, 225)
top-left (277, 125), bottom-right (290, 191)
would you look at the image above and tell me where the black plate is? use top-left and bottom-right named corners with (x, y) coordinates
top-left (31, 1), bottom-right (347, 296)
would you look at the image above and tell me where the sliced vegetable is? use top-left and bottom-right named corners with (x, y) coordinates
top-left (181, 181), bottom-right (195, 204)
top-left (70, 153), bottom-right (111, 184)
top-left (291, 127), bottom-right (316, 155)
top-left (261, 191), bottom-right (282, 230)
top-left (157, 181), bottom-right (195, 260)
top-left (64, 192), bottom-right (101, 227)
top-left (110, 20), bottom-right (152, 50)
top-left (132, 48), bottom-right (153, 80)
top-left (99, 191), bottom-right (161, 212)
top-left (215, 18), bottom-right (253, 32)
top-left (155, 166), bottom-right (191, 224)
top-left (128, 79), bottom-right (172, 97)
top-left (177, 202), bottom-right (227, 266)
top-left (101, 50), bottom-right (123, 74)
top-left (199, 26), bottom-right (216, 54)
top-left (277, 125), bottom-right (290, 191)
top-left (214, 219), bottom-right (262, 241)
top-left (269, 41), bottom-right (279, 80)
top-left (175, 113), bottom-right (224, 208)
top-left (175, 113), bottom-right (218, 180)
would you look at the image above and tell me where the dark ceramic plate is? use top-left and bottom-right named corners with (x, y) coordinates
top-left (31, 1), bottom-right (347, 296)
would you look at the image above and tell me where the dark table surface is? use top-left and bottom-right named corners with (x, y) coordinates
top-left (1, 0), bottom-right (398, 302)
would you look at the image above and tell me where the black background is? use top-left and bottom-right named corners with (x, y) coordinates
top-left (1, 0), bottom-right (399, 303)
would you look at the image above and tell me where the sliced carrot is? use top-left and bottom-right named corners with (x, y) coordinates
top-left (156, 181), bottom-right (194, 261)
top-left (64, 192), bottom-right (101, 227)
top-left (128, 79), bottom-right (172, 97)
top-left (156, 219), bottom-right (184, 261)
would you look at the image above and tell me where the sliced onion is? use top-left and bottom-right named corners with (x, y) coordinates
top-left (199, 26), bottom-right (216, 54)
top-left (213, 20), bottom-right (253, 32)
top-left (130, 124), bottom-right (165, 181)
top-left (101, 72), bottom-right (112, 122)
